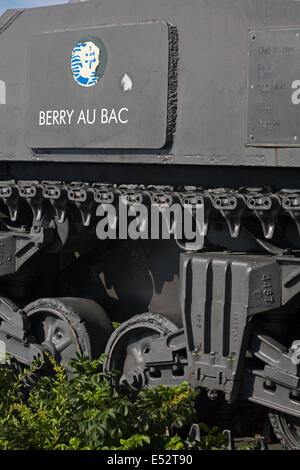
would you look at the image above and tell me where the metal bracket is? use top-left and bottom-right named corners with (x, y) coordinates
top-left (68, 184), bottom-right (96, 227)
top-left (212, 192), bottom-right (246, 238)
top-left (0, 297), bottom-right (30, 340)
top-left (281, 191), bottom-right (300, 237)
top-left (249, 193), bottom-right (281, 239)
top-left (249, 331), bottom-right (299, 377)
top-left (0, 297), bottom-right (46, 366)
top-left (0, 181), bottom-right (19, 222)
top-left (42, 182), bottom-right (69, 224)
top-left (18, 181), bottom-right (48, 223)
top-left (0, 225), bottom-right (54, 277)
top-left (243, 371), bottom-right (300, 418)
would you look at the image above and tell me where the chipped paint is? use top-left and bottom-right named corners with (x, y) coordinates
top-left (0, 81), bottom-right (6, 104)
top-left (274, 147), bottom-right (279, 166)
top-left (121, 73), bottom-right (133, 92)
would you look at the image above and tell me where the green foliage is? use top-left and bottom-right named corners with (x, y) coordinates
top-left (236, 441), bottom-right (257, 450)
top-left (0, 354), bottom-right (227, 450)
top-left (196, 423), bottom-right (229, 450)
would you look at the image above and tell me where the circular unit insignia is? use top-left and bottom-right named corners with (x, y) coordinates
top-left (71, 36), bottom-right (107, 87)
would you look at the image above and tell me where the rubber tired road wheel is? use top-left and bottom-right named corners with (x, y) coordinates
top-left (269, 410), bottom-right (300, 449)
top-left (25, 297), bottom-right (114, 375)
top-left (104, 312), bottom-right (178, 393)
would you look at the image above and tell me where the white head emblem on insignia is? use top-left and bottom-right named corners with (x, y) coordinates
top-left (71, 41), bottom-right (100, 87)
top-left (121, 73), bottom-right (133, 92)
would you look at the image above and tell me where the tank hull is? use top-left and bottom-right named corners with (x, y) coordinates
top-left (1, 0), bottom-right (300, 167)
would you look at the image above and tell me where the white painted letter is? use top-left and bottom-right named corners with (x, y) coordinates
top-left (292, 80), bottom-right (300, 104)
top-left (39, 111), bottom-right (46, 126)
top-left (46, 110), bottom-right (52, 126)
top-left (101, 108), bottom-right (108, 124)
top-left (53, 110), bottom-right (59, 126)
top-left (66, 109), bottom-right (74, 125)
top-left (77, 109), bottom-right (86, 125)
top-left (87, 109), bottom-right (96, 125)
top-left (108, 109), bottom-right (118, 124)
top-left (118, 108), bottom-right (129, 124)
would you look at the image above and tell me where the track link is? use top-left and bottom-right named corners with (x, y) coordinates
top-left (0, 180), bottom-right (299, 241)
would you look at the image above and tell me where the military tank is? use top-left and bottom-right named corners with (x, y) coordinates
top-left (2, 0), bottom-right (300, 448)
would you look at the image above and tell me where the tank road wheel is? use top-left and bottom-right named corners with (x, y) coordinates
top-left (104, 313), bottom-right (178, 394)
top-left (269, 411), bottom-right (300, 449)
top-left (25, 298), bottom-right (114, 376)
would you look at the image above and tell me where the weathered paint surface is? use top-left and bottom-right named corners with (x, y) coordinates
top-left (1, 0), bottom-right (300, 167)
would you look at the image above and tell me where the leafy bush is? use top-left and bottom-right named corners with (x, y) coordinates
top-left (0, 354), bottom-right (227, 450)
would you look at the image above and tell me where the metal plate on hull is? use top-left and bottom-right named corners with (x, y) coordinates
top-left (26, 22), bottom-right (169, 150)
top-left (248, 27), bottom-right (300, 147)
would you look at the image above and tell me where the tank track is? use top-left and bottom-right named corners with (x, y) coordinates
top-left (0, 179), bottom-right (298, 449)
top-left (0, 180), bottom-right (299, 241)
top-left (268, 412), bottom-right (289, 449)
